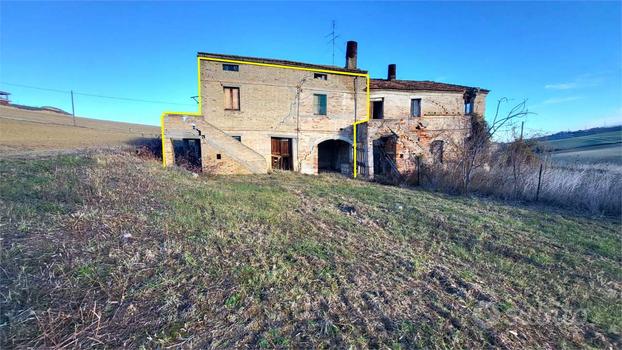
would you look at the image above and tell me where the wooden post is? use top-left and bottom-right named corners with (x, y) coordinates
top-left (70, 90), bottom-right (76, 127)
top-left (535, 163), bottom-right (543, 201)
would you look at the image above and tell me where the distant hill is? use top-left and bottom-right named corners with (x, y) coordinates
top-left (0, 104), bottom-right (160, 156)
top-left (536, 125), bottom-right (622, 141)
top-left (9, 103), bottom-right (72, 115)
top-left (534, 125), bottom-right (622, 164)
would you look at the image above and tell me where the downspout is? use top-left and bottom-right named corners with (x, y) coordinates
top-left (295, 77), bottom-right (307, 172)
top-left (353, 76), bottom-right (358, 173)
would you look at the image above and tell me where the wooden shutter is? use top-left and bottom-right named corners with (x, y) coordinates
top-left (224, 88), bottom-right (231, 109)
top-left (232, 88), bottom-right (239, 110)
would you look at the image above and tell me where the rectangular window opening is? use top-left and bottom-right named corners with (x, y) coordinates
top-left (314, 73), bottom-right (327, 80)
top-left (224, 87), bottom-right (240, 110)
top-left (313, 94), bottom-right (327, 115)
top-left (223, 64), bottom-right (239, 72)
top-left (465, 101), bottom-right (474, 114)
top-left (231, 135), bottom-right (241, 142)
top-left (372, 100), bottom-right (384, 119)
top-left (411, 99), bottom-right (421, 118)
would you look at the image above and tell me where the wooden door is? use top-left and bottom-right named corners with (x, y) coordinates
top-left (271, 137), bottom-right (292, 170)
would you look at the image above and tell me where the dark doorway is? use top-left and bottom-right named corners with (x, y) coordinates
top-left (430, 140), bottom-right (444, 164)
top-left (318, 139), bottom-right (351, 173)
top-left (373, 135), bottom-right (397, 176)
top-left (372, 100), bottom-right (384, 119)
top-left (173, 138), bottom-right (202, 170)
top-left (271, 137), bottom-right (293, 170)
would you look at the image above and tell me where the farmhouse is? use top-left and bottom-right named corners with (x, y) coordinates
top-left (162, 41), bottom-right (488, 179)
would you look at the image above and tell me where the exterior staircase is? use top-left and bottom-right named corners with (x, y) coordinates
top-left (191, 118), bottom-right (267, 174)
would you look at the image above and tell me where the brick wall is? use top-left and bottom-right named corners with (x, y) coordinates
top-left (366, 89), bottom-right (488, 179)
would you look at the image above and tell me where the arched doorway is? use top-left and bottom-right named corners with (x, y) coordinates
top-left (317, 139), bottom-right (352, 173)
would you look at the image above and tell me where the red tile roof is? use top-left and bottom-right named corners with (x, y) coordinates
top-left (370, 79), bottom-right (489, 93)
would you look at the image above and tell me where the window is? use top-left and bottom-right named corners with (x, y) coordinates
top-left (430, 140), bottom-right (444, 164)
top-left (223, 64), bottom-right (239, 72)
top-left (411, 99), bottom-right (421, 118)
top-left (464, 91), bottom-right (475, 114)
top-left (372, 100), bottom-right (384, 119)
top-left (224, 87), bottom-right (240, 110)
top-left (313, 94), bottom-right (327, 115)
top-left (314, 73), bottom-right (327, 80)
top-left (465, 100), bottom-right (474, 114)
top-left (231, 135), bottom-right (241, 142)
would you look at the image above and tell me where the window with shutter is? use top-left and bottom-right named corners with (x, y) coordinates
top-left (313, 94), bottom-right (327, 115)
top-left (224, 87), bottom-right (240, 110)
top-left (411, 99), bottom-right (421, 118)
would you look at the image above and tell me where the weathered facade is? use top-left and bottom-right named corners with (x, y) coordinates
top-left (163, 42), bottom-right (366, 175)
top-left (162, 42), bottom-right (488, 180)
top-left (363, 65), bottom-right (488, 180)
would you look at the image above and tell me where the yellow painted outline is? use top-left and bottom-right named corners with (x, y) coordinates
top-left (161, 56), bottom-right (370, 178)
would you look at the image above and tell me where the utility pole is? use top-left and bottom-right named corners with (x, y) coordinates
top-left (520, 121), bottom-right (524, 140)
top-left (326, 20), bottom-right (339, 65)
top-left (70, 90), bottom-right (76, 127)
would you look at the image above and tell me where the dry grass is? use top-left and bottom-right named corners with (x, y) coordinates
top-left (0, 105), bottom-right (159, 155)
top-left (1, 152), bottom-right (620, 349)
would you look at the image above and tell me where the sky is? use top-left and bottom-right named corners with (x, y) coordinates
top-left (1, 1), bottom-right (621, 135)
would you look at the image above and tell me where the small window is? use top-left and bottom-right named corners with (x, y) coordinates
top-left (313, 94), bottom-right (327, 115)
top-left (411, 99), bottom-right (421, 118)
top-left (223, 64), bottom-right (239, 72)
top-left (224, 87), bottom-right (240, 110)
top-left (465, 100), bottom-right (474, 114)
top-left (314, 73), bottom-right (327, 80)
top-left (372, 100), bottom-right (384, 119)
top-left (216, 154), bottom-right (222, 160)
top-left (231, 135), bottom-right (241, 142)
top-left (464, 91), bottom-right (475, 114)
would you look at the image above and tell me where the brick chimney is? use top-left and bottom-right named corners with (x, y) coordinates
top-left (388, 64), bottom-right (396, 80)
top-left (345, 41), bottom-right (358, 70)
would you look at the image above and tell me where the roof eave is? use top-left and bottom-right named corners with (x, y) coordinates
top-left (196, 51), bottom-right (367, 74)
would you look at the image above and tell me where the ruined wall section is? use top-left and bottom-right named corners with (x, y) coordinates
top-left (367, 89), bottom-right (488, 178)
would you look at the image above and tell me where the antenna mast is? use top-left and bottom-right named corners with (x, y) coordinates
top-left (326, 20), bottom-right (340, 65)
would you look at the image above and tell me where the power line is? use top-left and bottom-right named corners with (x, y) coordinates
top-left (0, 81), bottom-right (196, 106)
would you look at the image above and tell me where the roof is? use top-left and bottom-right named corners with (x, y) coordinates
top-left (0, 91), bottom-right (10, 96)
top-left (370, 79), bottom-right (489, 93)
top-left (197, 52), bottom-right (367, 74)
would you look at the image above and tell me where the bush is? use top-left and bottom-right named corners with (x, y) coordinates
top-left (420, 156), bottom-right (622, 216)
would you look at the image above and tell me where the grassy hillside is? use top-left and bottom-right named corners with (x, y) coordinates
top-left (0, 105), bottom-right (159, 155)
top-left (1, 153), bottom-right (620, 349)
top-left (537, 127), bottom-right (622, 164)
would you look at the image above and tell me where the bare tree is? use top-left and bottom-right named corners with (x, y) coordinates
top-left (458, 98), bottom-right (531, 193)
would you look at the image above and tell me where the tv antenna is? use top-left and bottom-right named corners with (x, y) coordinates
top-left (325, 20), bottom-right (340, 65)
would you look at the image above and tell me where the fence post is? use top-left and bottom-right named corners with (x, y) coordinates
top-left (535, 163), bottom-right (543, 201)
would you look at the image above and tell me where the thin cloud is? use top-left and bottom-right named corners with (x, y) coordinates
top-left (545, 82), bottom-right (578, 90)
top-left (544, 73), bottom-right (605, 90)
top-left (542, 96), bottom-right (584, 104)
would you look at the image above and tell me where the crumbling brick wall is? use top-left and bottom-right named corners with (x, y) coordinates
top-left (366, 89), bottom-right (487, 179)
